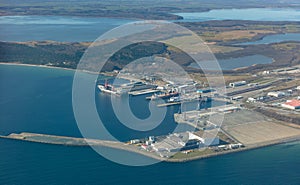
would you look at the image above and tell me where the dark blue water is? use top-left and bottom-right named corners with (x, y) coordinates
top-left (1, 8), bottom-right (300, 42)
top-left (1, 64), bottom-right (300, 184)
top-left (0, 134), bottom-right (300, 185)
top-left (175, 8), bottom-right (300, 22)
top-left (0, 64), bottom-right (195, 139)
top-left (0, 16), bottom-right (135, 42)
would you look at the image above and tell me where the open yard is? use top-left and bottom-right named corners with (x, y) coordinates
top-left (221, 110), bottom-right (300, 146)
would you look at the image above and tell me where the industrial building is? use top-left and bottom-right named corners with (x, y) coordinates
top-left (281, 99), bottom-right (300, 110)
top-left (130, 139), bottom-right (141, 144)
top-left (247, 97), bottom-right (256, 102)
top-left (267, 91), bottom-right (285, 98)
top-left (231, 96), bottom-right (243, 101)
top-left (151, 132), bottom-right (219, 153)
top-left (229, 81), bottom-right (247, 88)
top-left (196, 88), bottom-right (215, 94)
top-left (177, 84), bottom-right (196, 94)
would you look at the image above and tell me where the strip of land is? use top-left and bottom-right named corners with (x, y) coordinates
top-left (0, 132), bottom-right (164, 162)
top-left (1, 125), bottom-right (300, 163)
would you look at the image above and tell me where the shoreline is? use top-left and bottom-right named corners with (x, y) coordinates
top-left (0, 14), bottom-right (182, 21)
top-left (167, 135), bottom-right (300, 162)
top-left (0, 62), bottom-right (76, 72)
top-left (0, 62), bottom-right (117, 77)
top-left (1, 132), bottom-right (299, 163)
top-left (2, 6), bottom-right (300, 20)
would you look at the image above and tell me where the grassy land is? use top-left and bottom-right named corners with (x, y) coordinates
top-left (1, 20), bottom-right (300, 73)
top-left (180, 21), bottom-right (300, 44)
top-left (1, 40), bottom-right (299, 74)
top-left (272, 42), bottom-right (300, 50)
top-left (190, 73), bottom-right (254, 86)
top-left (212, 30), bottom-right (275, 41)
top-left (249, 78), bottom-right (274, 84)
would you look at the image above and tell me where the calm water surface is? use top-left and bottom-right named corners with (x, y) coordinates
top-left (235, 33), bottom-right (300, 45)
top-left (0, 16), bottom-right (135, 42)
top-left (0, 64), bottom-right (300, 184)
top-left (175, 8), bottom-right (300, 22)
top-left (1, 8), bottom-right (300, 184)
top-left (1, 8), bottom-right (300, 42)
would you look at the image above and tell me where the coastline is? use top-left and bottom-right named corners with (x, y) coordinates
top-left (167, 135), bottom-right (300, 162)
top-left (1, 62), bottom-right (300, 162)
top-left (0, 133), bottom-right (165, 162)
top-left (0, 62), bottom-right (76, 72)
top-left (0, 62), bottom-right (117, 77)
top-left (1, 132), bottom-right (299, 163)
top-left (2, 6), bottom-right (300, 20)
top-left (0, 13), bottom-right (182, 21)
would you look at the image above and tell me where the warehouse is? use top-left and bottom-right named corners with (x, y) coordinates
top-left (267, 91), bottom-right (285, 98)
top-left (281, 99), bottom-right (300, 110)
top-left (151, 132), bottom-right (219, 153)
top-left (229, 81), bottom-right (247, 88)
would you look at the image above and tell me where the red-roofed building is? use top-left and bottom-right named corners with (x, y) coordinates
top-left (282, 99), bottom-right (300, 110)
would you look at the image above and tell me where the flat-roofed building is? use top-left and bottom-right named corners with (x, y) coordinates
top-left (282, 99), bottom-right (300, 110)
top-left (151, 132), bottom-right (219, 153)
top-left (229, 81), bottom-right (246, 88)
top-left (267, 91), bottom-right (285, 98)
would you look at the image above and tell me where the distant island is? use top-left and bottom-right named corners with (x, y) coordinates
top-left (1, 0), bottom-right (300, 20)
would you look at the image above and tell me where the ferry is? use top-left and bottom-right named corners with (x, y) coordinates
top-left (97, 80), bottom-right (121, 95)
top-left (97, 84), bottom-right (119, 95)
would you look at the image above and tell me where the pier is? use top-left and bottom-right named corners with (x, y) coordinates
top-left (1, 130), bottom-right (299, 163)
top-left (0, 132), bottom-right (164, 161)
top-left (0, 132), bottom-right (117, 146)
top-left (128, 89), bottom-right (160, 96)
top-left (157, 102), bottom-right (182, 107)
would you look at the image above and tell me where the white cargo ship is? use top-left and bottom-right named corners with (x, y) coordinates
top-left (97, 84), bottom-right (119, 95)
top-left (98, 80), bottom-right (157, 96)
top-left (97, 80), bottom-right (125, 95)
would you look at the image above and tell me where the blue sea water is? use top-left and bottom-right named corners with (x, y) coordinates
top-left (1, 8), bottom-right (300, 42)
top-left (0, 64), bottom-right (196, 139)
top-left (0, 138), bottom-right (299, 185)
top-left (1, 8), bottom-right (300, 184)
top-left (175, 8), bottom-right (300, 22)
top-left (0, 16), bottom-right (135, 42)
top-left (0, 64), bottom-right (300, 185)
